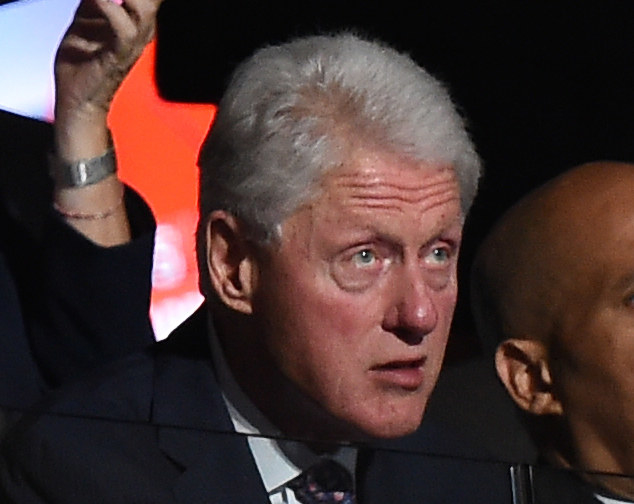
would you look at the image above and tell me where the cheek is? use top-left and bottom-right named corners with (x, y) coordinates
top-left (430, 278), bottom-right (459, 331)
top-left (426, 327), bottom-right (451, 376)
top-left (278, 281), bottom-right (385, 360)
top-left (439, 282), bottom-right (458, 311)
top-left (282, 271), bottom-right (383, 338)
top-left (260, 279), bottom-right (372, 373)
top-left (285, 294), bottom-right (381, 380)
top-left (550, 313), bottom-right (623, 411)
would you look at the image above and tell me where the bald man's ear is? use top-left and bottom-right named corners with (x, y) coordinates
top-left (205, 210), bottom-right (258, 315)
top-left (495, 339), bottom-right (563, 416)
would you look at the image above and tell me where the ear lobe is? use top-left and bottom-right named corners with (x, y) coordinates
top-left (205, 210), bottom-right (258, 315)
top-left (495, 338), bottom-right (563, 416)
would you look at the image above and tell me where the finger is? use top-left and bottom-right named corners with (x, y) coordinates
top-left (56, 17), bottom-right (113, 62)
top-left (119, 0), bottom-right (165, 27)
top-left (70, 0), bottom-right (162, 48)
top-left (118, 0), bottom-right (165, 46)
top-left (61, 0), bottom-right (133, 54)
top-left (62, 16), bottom-right (112, 44)
top-left (74, 0), bottom-right (113, 19)
top-left (92, 0), bottom-right (139, 44)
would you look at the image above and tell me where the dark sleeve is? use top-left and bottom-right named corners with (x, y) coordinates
top-left (0, 111), bottom-right (156, 404)
top-left (0, 412), bottom-right (177, 504)
top-left (15, 187), bottom-right (156, 391)
top-left (0, 251), bottom-right (41, 409)
top-left (0, 353), bottom-right (177, 504)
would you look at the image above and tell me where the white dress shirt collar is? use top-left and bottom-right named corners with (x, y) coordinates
top-left (595, 494), bottom-right (634, 504)
top-left (207, 314), bottom-right (356, 497)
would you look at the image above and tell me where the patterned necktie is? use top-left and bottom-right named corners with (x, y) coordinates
top-left (287, 459), bottom-right (356, 504)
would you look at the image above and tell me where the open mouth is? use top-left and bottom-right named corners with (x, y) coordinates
top-left (370, 358), bottom-right (426, 390)
top-left (373, 358), bottom-right (425, 371)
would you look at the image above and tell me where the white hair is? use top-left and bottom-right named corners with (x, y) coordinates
top-left (197, 32), bottom-right (481, 284)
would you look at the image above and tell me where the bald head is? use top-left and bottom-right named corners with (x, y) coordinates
top-left (472, 161), bottom-right (634, 350)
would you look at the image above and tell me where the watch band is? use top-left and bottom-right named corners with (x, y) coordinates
top-left (49, 146), bottom-right (117, 188)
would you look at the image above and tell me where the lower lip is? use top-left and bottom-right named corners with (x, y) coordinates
top-left (370, 361), bottom-right (425, 390)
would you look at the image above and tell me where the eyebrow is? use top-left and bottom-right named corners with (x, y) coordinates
top-left (340, 220), bottom-right (462, 253)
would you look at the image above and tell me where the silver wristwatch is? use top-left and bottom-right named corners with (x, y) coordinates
top-left (49, 147), bottom-right (117, 188)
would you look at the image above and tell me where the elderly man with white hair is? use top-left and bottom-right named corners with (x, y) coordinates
top-left (0, 1), bottom-right (483, 502)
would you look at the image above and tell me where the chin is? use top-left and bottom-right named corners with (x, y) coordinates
top-left (366, 418), bottom-right (422, 439)
top-left (351, 408), bottom-right (426, 440)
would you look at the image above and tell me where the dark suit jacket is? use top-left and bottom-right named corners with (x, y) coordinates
top-left (0, 109), bottom-right (155, 410)
top-left (528, 465), bottom-right (604, 504)
top-left (0, 305), bottom-right (515, 504)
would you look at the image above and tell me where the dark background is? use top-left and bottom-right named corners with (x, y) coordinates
top-left (4, 0), bottom-right (634, 360)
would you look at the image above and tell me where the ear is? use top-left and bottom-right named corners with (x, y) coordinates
top-left (495, 338), bottom-right (563, 416)
top-left (205, 210), bottom-right (258, 315)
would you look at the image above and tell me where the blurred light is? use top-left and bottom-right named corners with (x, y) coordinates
top-left (0, 0), bottom-right (77, 120)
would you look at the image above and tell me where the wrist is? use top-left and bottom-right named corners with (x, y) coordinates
top-left (49, 131), bottom-right (117, 189)
top-left (53, 177), bottom-right (132, 246)
top-left (54, 103), bottom-right (110, 160)
top-left (53, 178), bottom-right (125, 221)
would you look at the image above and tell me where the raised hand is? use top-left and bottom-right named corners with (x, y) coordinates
top-left (54, 0), bottom-right (163, 158)
top-left (52, 0), bottom-right (163, 246)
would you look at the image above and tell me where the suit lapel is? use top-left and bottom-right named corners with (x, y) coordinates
top-left (166, 428), bottom-right (270, 504)
top-left (151, 305), bottom-right (270, 503)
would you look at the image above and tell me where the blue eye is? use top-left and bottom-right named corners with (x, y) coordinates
top-left (428, 247), bottom-right (449, 264)
top-left (353, 249), bottom-right (376, 266)
top-left (331, 246), bottom-right (390, 292)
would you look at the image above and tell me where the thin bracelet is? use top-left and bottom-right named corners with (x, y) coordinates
top-left (53, 187), bottom-right (125, 221)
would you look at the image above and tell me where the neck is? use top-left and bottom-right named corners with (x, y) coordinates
top-left (545, 448), bottom-right (634, 501)
top-left (214, 309), bottom-right (369, 445)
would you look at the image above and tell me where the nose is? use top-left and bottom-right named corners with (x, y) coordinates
top-left (382, 265), bottom-right (439, 345)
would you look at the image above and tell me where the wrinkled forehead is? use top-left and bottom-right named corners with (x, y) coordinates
top-left (275, 149), bottom-right (462, 250)
top-left (319, 148), bottom-right (461, 209)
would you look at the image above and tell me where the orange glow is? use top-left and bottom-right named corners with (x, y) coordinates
top-left (108, 40), bottom-right (215, 338)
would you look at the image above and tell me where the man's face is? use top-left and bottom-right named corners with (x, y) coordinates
top-left (541, 171), bottom-right (634, 483)
top-left (250, 148), bottom-right (462, 440)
